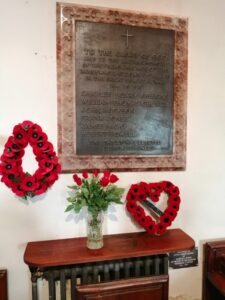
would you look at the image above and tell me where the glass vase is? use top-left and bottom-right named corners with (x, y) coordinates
top-left (86, 211), bottom-right (104, 250)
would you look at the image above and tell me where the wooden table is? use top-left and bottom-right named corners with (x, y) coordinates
top-left (24, 229), bottom-right (194, 300)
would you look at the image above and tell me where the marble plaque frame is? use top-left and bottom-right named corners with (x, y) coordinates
top-left (57, 3), bottom-right (188, 173)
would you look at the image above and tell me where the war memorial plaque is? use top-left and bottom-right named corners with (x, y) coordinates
top-left (57, 3), bottom-right (188, 172)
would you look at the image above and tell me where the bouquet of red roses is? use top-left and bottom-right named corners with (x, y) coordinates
top-left (65, 170), bottom-right (124, 214)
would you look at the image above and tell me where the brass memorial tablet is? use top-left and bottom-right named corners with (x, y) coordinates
top-left (76, 22), bottom-right (174, 156)
top-left (57, 3), bottom-right (187, 172)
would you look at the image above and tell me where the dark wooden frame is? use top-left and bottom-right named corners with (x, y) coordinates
top-left (75, 275), bottom-right (169, 300)
top-left (0, 270), bottom-right (8, 300)
top-left (203, 241), bottom-right (225, 300)
top-left (57, 3), bottom-right (188, 173)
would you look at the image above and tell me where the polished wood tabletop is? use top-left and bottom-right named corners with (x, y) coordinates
top-left (24, 228), bottom-right (195, 268)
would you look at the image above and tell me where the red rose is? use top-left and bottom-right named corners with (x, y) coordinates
top-left (73, 174), bottom-right (82, 186)
top-left (93, 169), bottom-right (99, 177)
top-left (103, 170), bottom-right (111, 178)
top-left (109, 174), bottom-right (118, 183)
top-left (100, 176), bottom-right (109, 187)
top-left (82, 170), bottom-right (88, 179)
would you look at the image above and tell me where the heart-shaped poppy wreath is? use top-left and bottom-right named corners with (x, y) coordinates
top-left (126, 181), bottom-right (181, 235)
top-left (0, 120), bottom-right (61, 199)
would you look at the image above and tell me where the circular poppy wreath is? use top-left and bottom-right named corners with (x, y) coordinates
top-left (126, 181), bottom-right (181, 236)
top-left (0, 120), bottom-right (61, 199)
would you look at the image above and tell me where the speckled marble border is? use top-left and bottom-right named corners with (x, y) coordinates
top-left (57, 2), bottom-right (188, 173)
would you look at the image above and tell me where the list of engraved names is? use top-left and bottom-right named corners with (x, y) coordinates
top-left (75, 21), bottom-right (174, 155)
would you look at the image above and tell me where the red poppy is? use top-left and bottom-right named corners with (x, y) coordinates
top-left (13, 125), bottom-right (28, 147)
top-left (12, 183), bottom-right (26, 197)
top-left (100, 176), bottom-right (109, 187)
top-left (109, 174), bottom-right (118, 183)
top-left (170, 202), bottom-right (180, 211)
top-left (160, 213), bottom-right (172, 227)
top-left (140, 181), bottom-right (148, 192)
top-left (36, 151), bottom-right (58, 163)
top-left (133, 206), bottom-right (145, 222)
top-left (38, 159), bottom-right (54, 173)
top-left (126, 200), bottom-right (137, 214)
top-left (0, 121), bottom-right (61, 198)
top-left (44, 172), bottom-right (59, 185)
top-left (73, 174), bottom-right (82, 186)
top-left (145, 220), bottom-right (156, 235)
top-left (162, 181), bottom-right (173, 192)
top-left (13, 150), bottom-right (25, 161)
top-left (126, 190), bottom-right (136, 201)
top-left (21, 176), bottom-right (38, 191)
top-left (34, 169), bottom-right (45, 180)
top-left (1, 159), bottom-right (17, 174)
top-left (34, 182), bottom-right (48, 195)
top-left (82, 170), bottom-right (88, 179)
top-left (138, 215), bottom-right (148, 227)
top-left (3, 146), bottom-right (15, 158)
top-left (170, 186), bottom-right (180, 196)
top-left (1, 174), bottom-right (14, 188)
top-left (33, 141), bottom-right (53, 155)
top-left (131, 183), bottom-right (140, 194)
top-left (136, 191), bottom-right (146, 202)
top-left (21, 120), bottom-right (34, 130)
top-left (169, 195), bottom-right (181, 206)
top-left (164, 207), bottom-right (177, 221)
top-left (156, 223), bottom-right (167, 235)
top-left (147, 183), bottom-right (161, 202)
top-left (29, 130), bottom-right (46, 145)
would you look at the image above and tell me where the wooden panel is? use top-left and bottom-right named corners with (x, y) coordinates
top-left (0, 270), bottom-right (7, 300)
top-left (75, 275), bottom-right (169, 300)
top-left (24, 229), bottom-right (195, 268)
top-left (203, 241), bottom-right (225, 300)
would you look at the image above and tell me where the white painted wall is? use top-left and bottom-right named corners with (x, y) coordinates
top-left (1, 0), bottom-right (225, 299)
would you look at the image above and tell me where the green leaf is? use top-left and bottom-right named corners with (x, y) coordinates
top-left (81, 187), bottom-right (89, 199)
top-left (65, 204), bottom-right (74, 212)
top-left (67, 185), bottom-right (80, 190)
